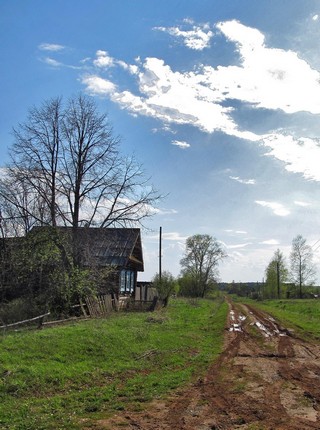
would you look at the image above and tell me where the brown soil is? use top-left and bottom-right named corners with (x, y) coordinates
top-left (89, 300), bottom-right (320, 429)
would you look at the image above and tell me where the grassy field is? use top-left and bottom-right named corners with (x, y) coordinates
top-left (246, 298), bottom-right (320, 339)
top-left (0, 297), bottom-right (227, 430)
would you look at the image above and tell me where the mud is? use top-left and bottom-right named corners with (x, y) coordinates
top-left (91, 300), bottom-right (320, 429)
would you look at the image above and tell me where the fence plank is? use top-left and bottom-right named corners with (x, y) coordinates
top-left (0, 312), bottom-right (50, 329)
top-left (84, 294), bottom-right (115, 317)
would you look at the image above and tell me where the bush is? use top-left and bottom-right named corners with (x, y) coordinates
top-left (0, 298), bottom-right (44, 325)
top-left (152, 271), bottom-right (177, 306)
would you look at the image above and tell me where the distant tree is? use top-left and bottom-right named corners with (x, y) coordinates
top-left (152, 271), bottom-right (177, 307)
top-left (264, 249), bottom-right (288, 299)
top-left (180, 234), bottom-right (227, 298)
top-left (290, 235), bottom-right (316, 298)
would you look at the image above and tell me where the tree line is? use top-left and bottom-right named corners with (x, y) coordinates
top-left (153, 233), bottom-right (318, 303)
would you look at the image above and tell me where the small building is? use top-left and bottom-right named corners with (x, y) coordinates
top-left (72, 227), bottom-right (144, 297)
top-left (0, 226), bottom-right (147, 306)
top-left (51, 227), bottom-right (145, 297)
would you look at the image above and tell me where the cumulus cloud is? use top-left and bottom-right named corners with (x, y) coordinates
top-left (171, 140), bottom-right (190, 149)
top-left (263, 134), bottom-right (320, 181)
top-left (82, 56), bottom-right (244, 135)
top-left (93, 50), bottom-right (114, 68)
top-left (79, 19), bottom-right (320, 182)
top-left (81, 75), bottom-right (116, 95)
top-left (154, 20), bottom-right (213, 50)
top-left (216, 20), bottom-right (320, 114)
top-left (255, 200), bottom-right (290, 217)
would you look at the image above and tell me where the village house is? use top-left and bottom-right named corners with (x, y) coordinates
top-left (0, 227), bottom-right (148, 304)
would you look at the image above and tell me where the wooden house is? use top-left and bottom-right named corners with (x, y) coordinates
top-left (61, 227), bottom-right (144, 297)
top-left (73, 227), bottom-right (144, 296)
top-left (27, 226), bottom-right (145, 298)
top-left (0, 227), bottom-right (146, 306)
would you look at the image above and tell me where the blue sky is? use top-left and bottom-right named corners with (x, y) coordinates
top-left (1, 0), bottom-right (320, 283)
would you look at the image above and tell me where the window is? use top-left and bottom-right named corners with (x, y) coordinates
top-left (120, 269), bottom-right (135, 294)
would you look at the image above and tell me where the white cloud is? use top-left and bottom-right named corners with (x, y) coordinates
top-left (117, 60), bottom-right (139, 75)
top-left (260, 239), bottom-right (280, 245)
top-left (82, 20), bottom-right (320, 140)
top-left (80, 20), bottom-right (320, 118)
top-left (82, 56), bottom-right (244, 135)
top-left (155, 21), bottom-right (213, 50)
top-left (81, 75), bottom-right (116, 95)
top-left (79, 20), bottom-right (320, 183)
top-left (227, 243), bottom-right (252, 249)
top-left (216, 20), bottom-right (320, 114)
top-left (148, 231), bottom-right (187, 242)
top-left (263, 133), bottom-right (320, 181)
top-left (93, 50), bottom-right (114, 68)
top-left (153, 207), bottom-right (178, 215)
top-left (294, 200), bottom-right (311, 207)
top-left (39, 43), bottom-right (65, 51)
top-left (229, 175), bottom-right (256, 185)
top-left (43, 57), bottom-right (62, 67)
top-left (163, 232), bottom-right (188, 241)
top-left (224, 229), bottom-right (248, 235)
top-left (255, 200), bottom-right (290, 217)
top-left (312, 14), bottom-right (319, 21)
top-left (171, 140), bottom-right (190, 149)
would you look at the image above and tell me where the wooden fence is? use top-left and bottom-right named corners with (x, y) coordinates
top-left (0, 293), bottom-right (160, 330)
top-left (0, 312), bottom-right (51, 330)
top-left (84, 294), bottom-right (115, 317)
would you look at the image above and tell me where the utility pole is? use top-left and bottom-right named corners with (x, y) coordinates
top-left (277, 261), bottom-right (280, 299)
top-left (159, 226), bottom-right (162, 282)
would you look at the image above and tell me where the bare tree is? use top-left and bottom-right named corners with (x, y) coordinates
top-left (180, 234), bottom-right (227, 297)
top-left (10, 97), bottom-right (63, 227)
top-left (290, 234), bottom-right (316, 298)
top-left (0, 172), bottom-right (49, 235)
top-left (59, 95), bottom-right (159, 229)
top-left (0, 94), bottom-right (161, 235)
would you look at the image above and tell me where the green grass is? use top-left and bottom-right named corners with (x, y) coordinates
top-left (0, 297), bottom-right (227, 429)
top-left (244, 298), bottom-right (320, 339)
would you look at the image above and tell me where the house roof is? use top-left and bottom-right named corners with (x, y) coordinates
top-left (77, 227), bottom-right (144, 272)
top-left (31, 227), bottom-right (144, 272)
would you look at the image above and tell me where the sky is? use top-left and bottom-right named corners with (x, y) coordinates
top-left (1, 0), bottom-right (320, 283)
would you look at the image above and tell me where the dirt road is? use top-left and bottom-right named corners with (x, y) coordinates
top-left (96, 301), bottom-right (320, 429)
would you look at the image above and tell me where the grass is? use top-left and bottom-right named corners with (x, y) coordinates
top-left (243, 298), bottom-right (320, 340)
top-left (0, 297), bottom-right (227, 429)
